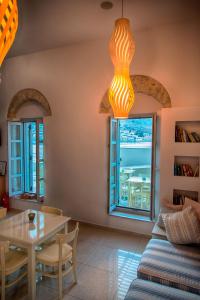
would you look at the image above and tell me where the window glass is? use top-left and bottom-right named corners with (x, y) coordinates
top-left (11, 159), bottom-right (21, 175)
top-left (118, 118), bottom-right (153, 211)
top-left (39, 144), bottom-right (44, 160)
top-left (11, 142), bottom-right (21, 157)
top-left (39, 123), bottom-right (44, 142)
top-left (10, 124), bottom-right (21, 140)
top-left (11, 176), bottom-right (22, 193)
top-left (109, 116), bottom-right (155, 215)
top-left (39, 161), bottom-right (44, 178)
top-left (111, 122), bottom-right (117, 141)
top-left (39, 179), bottom-right (45, 196)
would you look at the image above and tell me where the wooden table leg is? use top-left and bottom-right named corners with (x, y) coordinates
top-left (28, 245), bottom-right (36, 300)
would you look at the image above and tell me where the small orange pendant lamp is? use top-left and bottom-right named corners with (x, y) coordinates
top-left (108, 0), bottom-right (135, 118)
top-left (0, 0), bottom-right (18, 66)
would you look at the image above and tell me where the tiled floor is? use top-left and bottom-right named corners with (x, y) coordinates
top-left (6, 222), bottom-right (149, 300)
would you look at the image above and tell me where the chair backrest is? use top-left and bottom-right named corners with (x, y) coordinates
top-left (0, 241), bottom-right (9, 269)
top-left (56, 222), bottom-right (79, 261)
top-left (40, 205), bottom-right (63, 216)
top-left (0, 208), bottom-right (7, 220)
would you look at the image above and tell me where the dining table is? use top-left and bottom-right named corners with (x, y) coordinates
top-left (0, 209), bottom-right (71, 300)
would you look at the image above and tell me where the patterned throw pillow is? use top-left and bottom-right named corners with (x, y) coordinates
top-left (162, 206), bottom-right (200, 244)
top-left (157, 204), bottom-right (182, 229)
top-left (157, 207), bottom-right (176, 228)
top-left (183, 197), bottom-right (200, 221)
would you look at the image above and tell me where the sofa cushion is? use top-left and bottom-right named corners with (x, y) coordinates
top-left (162, 206), bottom-right (200, 244)
top-left (125, 279), bottom-right (200, 300)
top-left (137, 239), bottom-right (200, 294)
top-left (183, 197), bottom-right (200, 220)
top-left (151, 222), bottom-right (167, 240)
top-left (157, 205), bottom-right (182, 229)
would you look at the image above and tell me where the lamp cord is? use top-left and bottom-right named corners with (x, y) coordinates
top-left (121, 0), bottom-right (124, 17)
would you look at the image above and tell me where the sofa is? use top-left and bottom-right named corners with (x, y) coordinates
top-left (125, 222), bottom-right (200, 299)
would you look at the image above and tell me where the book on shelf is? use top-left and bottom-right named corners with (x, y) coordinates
top-left (174, 163), bottom-right (198, 177)
top-left (175, 126), bottom-right (200, 142)
top-left (194, 165), bottom-right (199, 177)
top-left (191, 132), bottom-right (200, 142)
top-left (173, 194), bottom-right (198, 205)
top-left (173, 194), bottom-right (185, 205)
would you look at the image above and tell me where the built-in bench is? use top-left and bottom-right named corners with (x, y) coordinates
top-left (125, 223), bottom-right (200, 299)
top-left (138, 238), bottom-right (200, 295)
top-left (125, 278), bottom-right (200, 300)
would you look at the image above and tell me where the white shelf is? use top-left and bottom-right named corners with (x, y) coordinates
top-left (174, 143), bottom-right (200, 156)
top-left (160, 107), bottom-right (200, 203)
top-left (172, 176), bottom-right (200, 191)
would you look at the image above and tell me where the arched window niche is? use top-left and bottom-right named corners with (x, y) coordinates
top-left (7, 88), bottom-right (52, 206)
top-left (99, 74), bottom-right (171, 114)
top-left (7, 88), bottom-right (52, 120)
top-left (103, 75), bottom-right (171, 220)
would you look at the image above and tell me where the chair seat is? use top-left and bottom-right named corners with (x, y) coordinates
top-left (137, 239), bottom-right (200, 295)
top-left (37, 243), bottom-right (72, 264)
top-left (125, 279), bottom-right (200, 300)
top-left (0, 250), bottom-right (28, 275)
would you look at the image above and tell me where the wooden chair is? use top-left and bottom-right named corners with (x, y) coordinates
top-left (40, 205), bottom-right (63, 216)
top-left (39, 206), bottom-right (64, 248)
top-left (0, 208), bottom-right (7, 220)
top-left (36, 222), bottom-right (79, 300)
top-left (0, 241), bottom-right (28, 300)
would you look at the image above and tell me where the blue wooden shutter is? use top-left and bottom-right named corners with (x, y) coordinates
top-left (8, 122), bottom-right (24, 195)
top-left (24, 122), bottom-right (36, 193)
top-left (37, 121), bottom-right (45, 197)
top-left (109, 118), bottom-right (120, 212)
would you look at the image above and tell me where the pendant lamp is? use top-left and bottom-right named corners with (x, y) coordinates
top-left (0, 0), bottom-right (18, 66)
top-left (108, 0), bottom-right (135, 118)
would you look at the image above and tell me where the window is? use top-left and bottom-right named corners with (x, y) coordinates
top-left (109, 115), bottom-right (156, 219)
top-left (8, 119), bottom-right (45, 200)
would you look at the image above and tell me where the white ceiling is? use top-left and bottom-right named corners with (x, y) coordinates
top-left (9, 0), bottom-right (200, 57)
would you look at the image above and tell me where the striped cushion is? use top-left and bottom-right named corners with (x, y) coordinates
top-left (125, 279), bottom-right (200, 300)
top-left (152, 222), bottom-right (167, 240)
top-left (162, 206), bottom-right (200, 244)
top-left (137, 239), bottom-right (200, 294)
top-left (183, 197), bottom-right (200, 221)
top-left (157, 205), bottom-right (182, 229)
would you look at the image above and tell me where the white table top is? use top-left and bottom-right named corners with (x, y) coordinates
top-left (0, 209), bottom-right (71, 246)
top-left (127, 176), bottom-right (151, 183)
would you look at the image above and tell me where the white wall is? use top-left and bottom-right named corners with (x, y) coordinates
top-left (0, 20), bottom-right (200, 235)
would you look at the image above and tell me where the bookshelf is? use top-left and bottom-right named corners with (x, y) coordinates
top-left (175, 121), bottom-right (200, 143)
top-left (174, 156), bottom-right (199, 177)
top-left (160, 107), bottom-right (200, 206)
top-left (173, 189), bottom-right (198, 205)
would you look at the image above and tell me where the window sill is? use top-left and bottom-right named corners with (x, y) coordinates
top-left (16, 198), bottom-right (39, 203)
top-left (109, 210), bottom-right (154, 222)
top-left (11, 195), bottom-right (44, 204)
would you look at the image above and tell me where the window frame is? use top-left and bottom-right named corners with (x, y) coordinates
top-left (8, 122), bottom-right (24, 196)
top-left (8, 118), bottom-right (45, 201)
top-left (37, 120), bottom-right (45, 197)
top-left (108, 113), bottom-right (157, 220)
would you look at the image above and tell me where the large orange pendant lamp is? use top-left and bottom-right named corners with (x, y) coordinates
top-left (0, 0), bottom-right (18, 66)
top-left (108, 0), bottom-right (135, 118)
